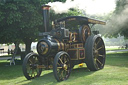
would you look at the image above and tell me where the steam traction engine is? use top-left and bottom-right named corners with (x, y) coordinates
top-left (22, 5), bottom-right (106, 82)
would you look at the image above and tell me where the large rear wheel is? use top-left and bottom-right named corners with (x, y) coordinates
top-left (85, 35), bottom-right (106, 71)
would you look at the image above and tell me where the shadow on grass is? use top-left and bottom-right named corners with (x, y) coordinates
top-left (0, 54), bottom-right (12, 58)
top-left (0, 60), bottom-right (23, 80)
top-left (20, 67), bottom-right (94, 85)
top-left (0, 60), bottom-right (95, 84)
top-left (0, 61), bottom-right (10, 66)
top-left (106, 52), bottom-right (128, 68)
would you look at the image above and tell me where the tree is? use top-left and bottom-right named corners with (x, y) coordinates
top-left (0, 2), bottom-right (21, 44)
top-left (17, 1), bottom-right (43, 53)
top-left (0, 0), bottom-right (75, 54)
top-left (0, 0), bottom-right (43, 53)
top-left (101, 0), bottom-right (128, 39)
top-left (115, 0), bottom-right (128, 39)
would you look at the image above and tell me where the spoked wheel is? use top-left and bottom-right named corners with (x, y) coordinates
top-left (22, 52), bottom-right (42, 80)
top-left (85, 35), bottom-right (106, 71)
top-left (53, 51), bottom-right (71, 82)
top-left (79, 25), bottom-right (91, 43)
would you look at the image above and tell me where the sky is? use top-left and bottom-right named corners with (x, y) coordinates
top-left (48, 0), bottom-right (116, 15)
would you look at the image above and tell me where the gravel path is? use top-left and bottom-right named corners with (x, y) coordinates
top-left (0, 56), bottom-right (20, 60)
top-left (0, 49), bottom-right (128, 60)
top-left (106, 49), bottom-right (128, 53)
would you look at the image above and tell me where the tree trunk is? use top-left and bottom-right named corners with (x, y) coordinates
top-left (14, 42), bottom-right (21, 55)
top-left (24, 39), bottom-right (32, 54)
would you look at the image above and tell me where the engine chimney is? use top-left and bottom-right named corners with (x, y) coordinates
top-left (42, 5), bottom-right (51, 32)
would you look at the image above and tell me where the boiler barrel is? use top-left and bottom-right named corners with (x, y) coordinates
top-left (37, 38), bottom-right (64, 57)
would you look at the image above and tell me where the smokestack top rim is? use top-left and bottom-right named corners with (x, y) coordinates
top-left (42, 4), bottom-right (51, 10)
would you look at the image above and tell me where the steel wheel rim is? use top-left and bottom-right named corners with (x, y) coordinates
top-left (26, 55), bottom-right (41, 79)
top-left (93, 37), bottom-right (105, 69)
top-left (56, 54), bottom-right (71, 81)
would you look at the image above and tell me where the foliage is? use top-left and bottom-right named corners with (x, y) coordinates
top-left (114, 0), bottom-right (126, 14)
top-left (0, 2), bottom-right (20, 43)
top-left (0, 0), bottom-right (81, 53)
top-left (0, 0), bottom-right (44, 53)
top-left (50, 8), bottom-right (83, 21)
top-left (101, 0), bottom-right (128, 39)
top-left (113, 0), bottom-right (128, 39)
top-left (85, 0), bottom-right (128, 39)
top-left (86, 12), bottom-right (113, 37)
top-left (50, 8), bottom-right (83, 31)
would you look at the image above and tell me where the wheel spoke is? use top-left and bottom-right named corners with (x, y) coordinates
top-left (94, 43), bottom-right (97, 49)
top-left (57, 69), bottom-right (60, 74)
top-left (96, 45), bottom-right (104, 51)
top-left (31, 69), bottom-right (34, 77)
top-left (57, 63), bottom-right (60, 66)
top-left (98, 54), bottom-right (105, 58)
top-left (61, 70), bottom-right (64, 80)
top-left (57, 67), bottom-right (63, 69)
top-left (96, 38), bottom-right (101, 46)
top-left (33, 70), bottom-right (35, 77)
top-left (34, 57), bottom-right (38, 64)
top-left (59, 58), bottom-right (64, 64)
top-left (64, 69), bottom-right (67, 71)
top-left (28, 68), bottom-right (32, 75)
top-left (96, 59), bottom-right (103, 66)
top-left (64, 56), bottom-right (68, 64)
top-left (64, 70), bottom-right (67, 78)
top-left (63, 55), bottom-right (65, 64)
top-left (59, 70), bottom-right (62, 80)
top-left (26, 63), bottom-right (31, 70)
top-left (94, 59), bottom-right (99, 68)
top-left (32, 69), bottom-right (34, 74)
top-left (29, 59), bottom-right (33, 64)
top-left (33, 56), bottom-right (37, 64)
top-left (35, 69), bottom-right (38, 75)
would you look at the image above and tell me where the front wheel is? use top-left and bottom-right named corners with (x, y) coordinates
top-left (22, 52), bottom-right (42, 80)
top-left (53, 51), bottom-right (71, 82)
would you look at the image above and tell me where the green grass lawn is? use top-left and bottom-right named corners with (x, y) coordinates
top-left (0, 52), bottom-right (128, 85)
top-left (105, 46), bottom-right (119, 51)
top-left (0, 54), bottom-right (12, 58)
top-left (106, 47), bottom-right (118, 51)
top-left (105, 46), bottom-right (127, 51)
